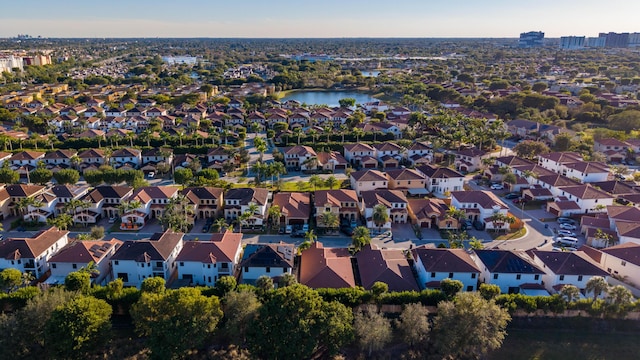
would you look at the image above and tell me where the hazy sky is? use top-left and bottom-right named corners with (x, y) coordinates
top-left (1, 0), bottom-right (639, 38)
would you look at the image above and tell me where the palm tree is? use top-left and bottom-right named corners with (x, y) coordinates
top-left (585, 276), bottom-right (609, 302)
top-left (293, 127), bottom-right (302, 145)
top-left (308, 174), bottom-right (322, 190)
top-left (351, 226), bottom-right (371, 252)
top-left (304, 229), bottom-right (317, 244)
top-left (353, 127), bottom-right (364, 143)
top-left (372, 204), bottom-right (390, 234)
top-left (268, 205), bottom-right (282, 230)
top-left (319, 211), bottom-right (339, 233)
top-left (214, 218), bottom-right (228, 233)
top-left (302, 157), bottom-right (319, 172)
top-left (308, 128), bottom-right (317, 144)
top-left (16, 197), bottom-right (43, 217)
top-left (339, 124), bottom-right (348, 143)
top-left (324, 176), bottom-right (338, 190)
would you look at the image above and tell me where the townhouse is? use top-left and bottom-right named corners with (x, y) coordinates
top-left (360, 190), bottom-right (409, 230)
top-left (176, 230), bottom-right (243, 286)
top-left (272, 192), bottom-right (311, 227)
top-left (224, 188), bottom-right (270, 227)
top-left (181, 187), bottom-right (224, 220)
top-left (412, 246), bottom-right (481, 291)
top-left (350, 169), bottom-right (388, 196)
top-left (314, 189), bottom-right (359, 225)
top-left (385, 168), bottom-right (428, 195)
top-left (529, 250), bottom-right (609, 294)
top-left (110, 230), bottom-right (185, 288)
top-left (299, 241), bottom-right (355, 289)
top-left (416, 164), bottom-right (465, 196)
top-left (356, 244), bottom-right (419, 292)
top-left (450, 191), bottom-right (510, 231)
top-left (46, 238), bottom-right (123, 285)
top-left (121, 186), bottom-right (180, 229)
top-left (472, 249), bottom-right (545, 294)
top-left (238, 243), bottom-right (295, 284)
top-left (0, 227), bottom-right (69, 278)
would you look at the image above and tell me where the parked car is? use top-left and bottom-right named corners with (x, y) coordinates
top-left (147, 172), bottom-right (155, 179)
top-left (473, 220), bottom-right (485, 231)
top-left (490, 183), bottom-right (504, 190)
top-left (504, 193), bottom-right (520, 199)
top-left (557, 217), bottom-right (575, 225)
top-left (557, 229), bottom-right (576, 237)
top-left (559, 223), bottom-right (577, 230)
top-left (555, 236), bottom-right (579, 246)
top-left (340, 226), bottom-right (354, 236)
top-left (512, 198), bottom-right (526, 204)
top-left (108, 216), bottom-right (118, 224)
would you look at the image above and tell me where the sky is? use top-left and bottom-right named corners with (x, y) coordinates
top-left (1, 0), bottom-right (640, 38)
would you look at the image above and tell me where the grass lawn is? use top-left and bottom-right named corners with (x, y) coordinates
top-left (492, 227), bottom-right (527, 241)
top-left (490, 328), bottom-right (640, 360)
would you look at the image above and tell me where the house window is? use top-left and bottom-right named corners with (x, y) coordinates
top-left (431, 272), bottom-right (436, 278)
top-left (471, 273), bottom-right (476, 279)
top-left (156, 262), bottom-right (163, 268)
top-left (221, 263), bottom-right (228, 269)
top-left (244, 267), bottom-right (248, 272)
top-left (114, 261), bottom-right (119, 265)
top-left (52, 263), bottom-right (56, 269)
top-left (72, 264), bottom-right (77, 269)
top-left (622, 261), bottom-right (627, 266)
top-left (266, 267), bottom-right (271, 273)
top-left (448, 273), bottom-right (453, 278)
top-left (493, 274), bottom-right (499, 280)
top-left (578, 275), bottom-right (583, 281)
top-left (559, 275), bottom-right (565, 281)
top-left (208, 276), bottom-right (212, 283)
top-left (534, 275), bottom-right (540, 280)
top-left (180, 262), bottom-right (184, 267)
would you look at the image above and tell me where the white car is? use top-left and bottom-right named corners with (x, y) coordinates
top-left (559, 223), bottom-right (577, 230)
top-left (557, 229), bottom-right (576, 237)
top-left (108, 216), bottom-right (118, 224)
top-left (490, 183), bottom-right (504, 190)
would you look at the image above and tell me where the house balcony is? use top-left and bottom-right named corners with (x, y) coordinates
top-left (152, 266), bottom-right (164, 272)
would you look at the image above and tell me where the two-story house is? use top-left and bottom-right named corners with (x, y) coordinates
top-left (176, 230), bottom-right (243, 286)
top-left (530, 250), bottom-right (608, 294)
top-left (357, 244), bottom-right (419, 291)
top-left (224, 188), bottom-right (270, 227)
top-left (472, 249), bottom-right (545, 294)
top-left (385, 168), bottom-right (427, 195)
top-left (450, 191), bottom-right (510, 231)
top-left (46, 238), bottom-right (122, 285)
top-left (314, 189), bottom-right (359, 226)
top-left (454, 148), bottom-right (490, 173)
top-left (412, 246), bottom-right (481, 291)
top-left (0, 227), bottom-right (69, 278)
top-left (238, 243), bottom-right (294, 284)
top-left (299, 241), bottom-right (354, 289)
top-left (121, 186), bottom-right (179, 230)
top-left (360, 189), bottom-right (409, 230)
top-left (110, 148), bottom-right (142, 169)
top-left (181, 187), bottom-right (224, 220)
top-left (350, 169), bottom-right (388, 196)
top-left (416, 164), bottom-right (465, 196)
top-left (80, 185), bottom-right (133, 222)
top-left (407, 198), bottom-right (458, 230)
top-left (110, 230), bottom-right (185, 288)
top-left (272, 192), bottom-right (311, 227)
top-left (282, 145), bottom-right (317, 171)
top-left (43, 149), bottom-right (77, 167)
top-left (343, 143), bottom-right (376, 168)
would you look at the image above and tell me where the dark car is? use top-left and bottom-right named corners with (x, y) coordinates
top-left (473, 221), bottom-right (485, 231)
top-left (504, 193), bottom-right (520, 199)
top-left (340, 226), bottom-right (354, 236)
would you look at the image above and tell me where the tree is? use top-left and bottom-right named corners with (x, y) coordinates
top-left (370, 281), bottom-right (388, 298)
top-left (45, 296), bottom-right (112, 359)
top-left (433, 292), bottom-right (511, 359)
top-left (47, 213), bottom-right (74, 230)
top-left (173, 168), bottom-right (193, 186)
top-left (215, 275), bottom-right (237, 296)
top-left (0, 165), bottom-right (19, 184)
top-left (339, 98), bottom-right (356, 108)
top-left (324, 175), bottom-right (338, 190)
top-left (90, 226), bottom-right (105, 240)
top-left (223, 290), bottom-right (261, 345)
top-left (513, 140), bottom-right (550, 159)
top-left (160, 194), bottom-right (193, 233)
top-left (606, 285), bottom-right (633, 307)
top-left (319, 210), bottom-right (339, 232)
top-left (559, 284), bottom-right (581, 303)
top-left (278, 273), bottom-right (297, 287)
top-left (397, 303), bottom-right (430, 348)
top-left (478, 283), bottom-right (501, 300)
top-left (351, 226), bottom-right (371, 252)
top-left (585, 276), bottom-right (609, 301)
top-left (256, 275), bottom-right (274, 294)
top-left (0, 268), bottom-right (22, 292)
top-left (53, 168), bottom-right (80, 185)
top-left (372, 204), bottom-right (389, 233)
top-left (502, 172), bottom-right (517, 186)
top-left (247, 284), bottom-right (353, 360)
top-left (440, 278), bottom-right (463, 299)
top-left (64, 271), bottom-right (91, 293)
top-left (141, 277), bottom-right (166, 294)
top-left (131, 288), bottom-right (223, 360)
top-left (29, 164), bottom-right (53, 185)
top-left (353, 307), bottom-right (392, 356)
top-left (267, 205), bottom-right (281, 230)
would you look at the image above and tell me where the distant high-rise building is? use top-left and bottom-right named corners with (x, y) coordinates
top-left (587, 37), bottom-right (606, 48)
top-left (560, 36), bottom-right (585, 50)
top-left (598, 32), bottom-right (630, 48)
top-left (519, 31), bottom-right (545, 48)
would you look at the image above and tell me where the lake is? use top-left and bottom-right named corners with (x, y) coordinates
top-left (280, 90), bottom-right (379, 107)
top-left (361, 70), bottom-right (380, 77)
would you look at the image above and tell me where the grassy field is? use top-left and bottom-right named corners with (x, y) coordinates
top-left (490, 328), bottom-right (640, 360)
top-left (492, 227), bottom-right (527, 241)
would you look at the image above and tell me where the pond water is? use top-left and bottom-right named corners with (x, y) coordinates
top-left (360, 70), bottom-right (380, 77)
top-left (281, 90), bottom-right (379, 107)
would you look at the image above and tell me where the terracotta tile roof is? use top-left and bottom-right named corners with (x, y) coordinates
top-left (272, 192), bottom-right (310, 220)
top-left (373, 142), bottom-right (404, 152)
top-left (10, 150), bottom-right (45, 161)
top-left (606, 206), bottom-right (640, 222)
top-left (356, 244), bottom-right (418, 291)
top-left (563, 161), bottom-right (609, 174)
top-left (225, 188), bottom-right (269, 206)
top-left (0, 227), bottom-right (69, 259)
top-left (299, 242), bottom-right (355, 288)
top-left (283, 145), bottom-right (316, 157)
top-left (181, 187), bottom-right (224, 201)
top-left (176, 230), bottom-right (241, 263)
top-left (591, 181), bottom-right (639, 195)
top-left (532, 250), bottom-right (608, 276)
top-left (558, 185), bottom-right (613, 200)
top-left (451, 190), bottom-right (508, 210)
top-left (131, 186), bottom-right (179, 203)
top-left (539, 152), bottom-right (583, 163)
top-left (350, 169), bottom-right (387, 182)
top-left (615, 221), bottom-right (640, 239)
top-left (49, 238), bottom-right (122, 264)
top-left (78, 148), bottom-right (105, 159)
top-left (385, 168), bottom-right (426, 181)
top-left (5, 184), bottom-right (45, 197)
top-left (111, 230), bottom-right (184, 261)
top-left (44, 149), bottom-right (77, 160)
top-left (412, 247), bottom-right (480, 273)
top-left (416, 164), bottom-right (464, 179)
top-left (408, 198), bottom-right (449, 222)
top-left (315, 189), bottom-right (358, 208)
top-left (344, 143), bottom-right (375, 153)
top-left (596, 138), bottom-right (628, 147)
top-left (601, 243), bottom-right (640, 266)
top-left (112, 148), bottom-right (141, 157)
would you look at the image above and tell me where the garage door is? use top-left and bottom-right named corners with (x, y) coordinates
top-left (289, 219), bottom-right (305, 225)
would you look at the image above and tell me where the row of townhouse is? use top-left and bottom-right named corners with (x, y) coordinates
top-left (3, 146), bottom-right (242, 176)
top-left (487, 154), bottom-right (616, 217)
top-left (343, 141), bottom-right (434, 170)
